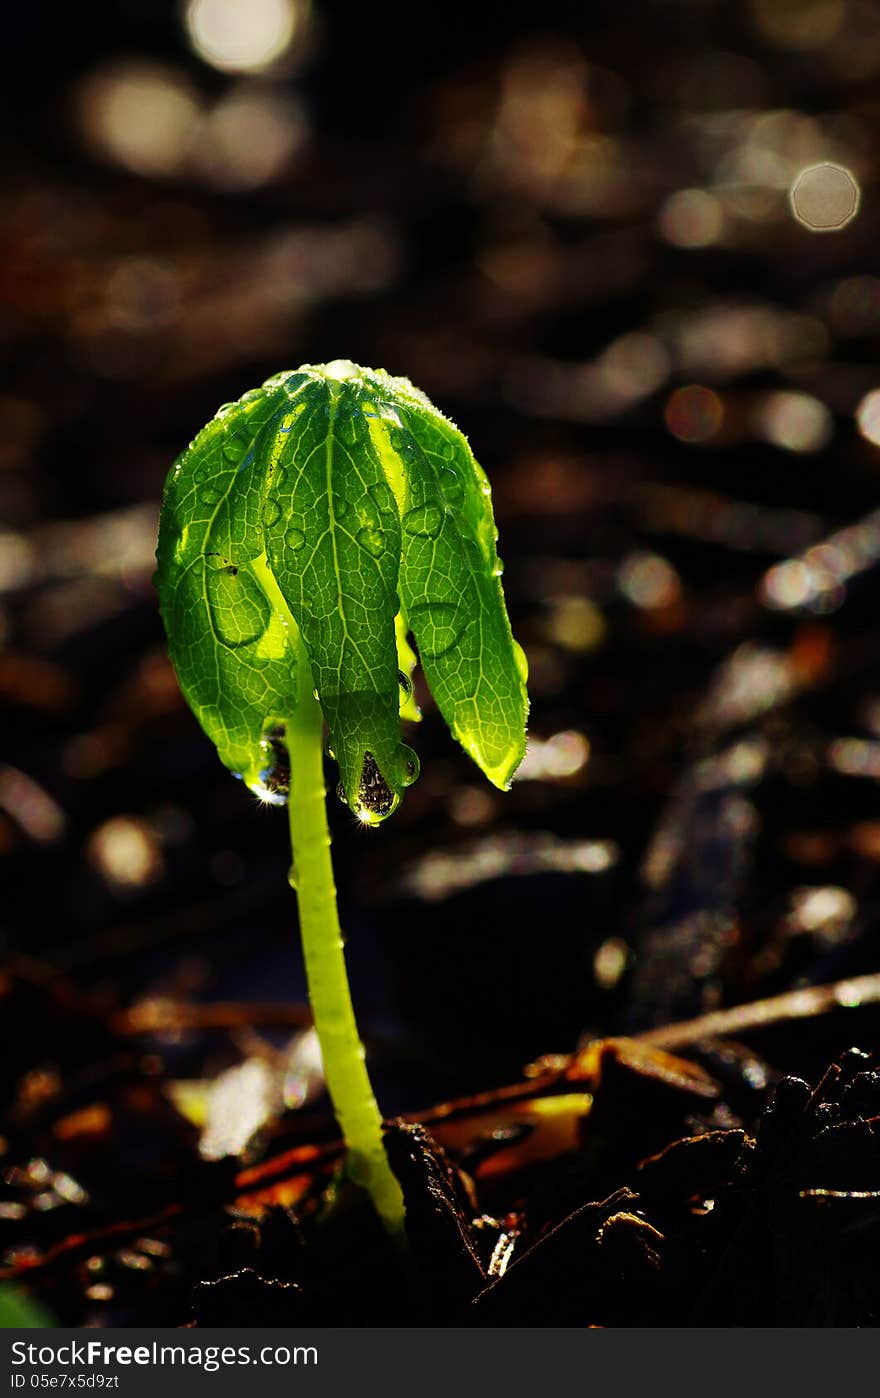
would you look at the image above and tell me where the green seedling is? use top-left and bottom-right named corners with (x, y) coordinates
top-left (155, 360), bottom-right (528, 1234)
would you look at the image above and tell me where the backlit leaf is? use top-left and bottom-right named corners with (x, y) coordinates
top-left (156, 361), bottom-right (528, 820)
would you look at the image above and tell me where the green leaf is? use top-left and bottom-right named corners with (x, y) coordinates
top-left (156, 361), bottom-right (528, 818)
top-left (156, 377), bottom-right (302, 797)
top-left (260, 370), bottom-right (410, 815)
top-left (358, 367), bottom-right (529, 789)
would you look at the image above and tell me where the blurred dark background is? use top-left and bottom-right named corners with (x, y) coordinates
top-left (2, 0), bottom-right (880, 1128)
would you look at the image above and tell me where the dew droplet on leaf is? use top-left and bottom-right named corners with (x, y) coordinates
top-left (402, 504), bottom-right (444, 539)
top-left (512, 640), bottom-right (529, 683)
top-left (251, 723), bottom-right (290, 804)
top-left (389, 426), bottom-right (413, 456)
top-left (354, 751), bottom-right (398, 824)
top-left (204, 560), bottom-right (270, 650)
top-left (439, 468), bottom-right (463, 505)
top-left (463, 538), bottom-right (483, 568)
top-left (369, 481), bottom-right (395, 515)
top-left (408, 600), bottom-right (465, 658)
top-left (400, 744), bottom-right (420, 786)
top-left (336, 413), bottom-right (359, 449)
top-left (356, 496), bottom-right (381, 530)
top-left (222, 433), bottom-right (249, 464)
top-left (285, 528), bottom-right (306, 551)
top-left (357, 526), bottom-right (385, 558)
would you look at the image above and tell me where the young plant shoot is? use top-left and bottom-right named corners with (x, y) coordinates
top-left (155, 361), bottom-right (529, 1234)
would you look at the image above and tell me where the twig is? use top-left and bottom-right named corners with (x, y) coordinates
top-left (636, 973), bottom-right (880, 1049)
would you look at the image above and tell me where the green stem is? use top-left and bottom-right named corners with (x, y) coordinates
top-left (285, 642), bottom-right (405, 1237)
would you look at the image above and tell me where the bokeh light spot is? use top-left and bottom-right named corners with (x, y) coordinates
top-left (618, 552), bottom-right (682, 609)
top-left (190, 85), bottom-right (307, 190)
top-left (664, 384), bottom-right (723, 443)
top-left (545, 595), bottom-right (606, 652)
top-left (87, 815), bottom-right (164, 890)
top-left (855, 389), bottom-right (880, 446)
top-left (516, 731), bottom-right (590, 781)
top-left (184, 0), bottom-right (303, 74)
top-left (790, 163), bottom-right (860, 232)
top-left (763, 559), bottom-right (814, 610)
top-left (658, 188), bottom-right (724, 248)
top-left (751, 0), bottom-right (846, 50)
top-left (599, 332), bottom-right (670, 401)
top-left (593, 936), bottom-right (629, 991)
top-left (756, 391), bottom-right (832, 453)
top-left (77, 62), bottom-right (201, 178)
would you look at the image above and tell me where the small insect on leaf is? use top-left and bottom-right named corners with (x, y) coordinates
top-left (155, 361), bottom-right (528, 818)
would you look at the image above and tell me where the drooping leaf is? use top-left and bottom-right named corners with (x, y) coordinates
top-left (155, 378), bottom-right (301, 797)
top-left (156, 361), bottom-right (528, 820)
top-left (260, 368), bottom-right (409, 815)
top-left (357, 368), bottom-right (529, 789)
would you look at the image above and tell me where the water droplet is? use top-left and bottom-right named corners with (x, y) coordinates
top-left (194, 463), bottom-right (209, 483)
top-left (336, 781), bottom-right (349, 808)
top-left (325, 359), bottom-right (358, 382)
top-left (256, 726), bottom-right (290, 804)
top-left (204, 559), bottom-right (270, 649)
top-left (398, 670), bottom-right (412, 697)
top-left (222, 432), bottom-right (249, 464)
top-left (357, 526), bottom-right (385, 558)
top-left (463, 538), bottom-right (483, 569)
top-left (400, 744), bottom-right (420, 786)
top-left (403, 504), bottom-right (444, 539)
top-left (335, 496), bottom-right (350, 519)
top-left (217, 401), bottom-right (236, 414)
top-left (287, 861), bottom-right (298, 890)
top-left (354, 751), bottom-right (399, 824)
top-left (369, 481), bottom-right (395, 515)
top-left (513, 640), bottom-right (529, 684)
top-left (325, 738), bottom-right (337, 760)
top-left (262, 497), bottom-right (282, 527)
top-left (440, 468), bottom-right (463, 505)
top-left (356, 496), bottom-right (381, 529)
top-left (336, 411), bottom-right (360, 449)
top-left (285, 528), bottom-right (306, 551)
top-left (389, 427), bottom-right (413, 455)
top-left (407, 601), bottom-right (465, 658)
top-left (492, 556), bottom-right (505, 577)
top-left (199, 486), bottom-right (223, 506)
top-left (240, 388), bottom-right (263, 404)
